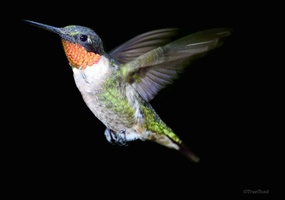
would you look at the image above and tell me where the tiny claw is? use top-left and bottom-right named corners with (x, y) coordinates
top-left (104, 128), bottom-right (128, 146)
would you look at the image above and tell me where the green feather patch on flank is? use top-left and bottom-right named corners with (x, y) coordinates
top-left (141, 106), bottom-right (181, 143)
top-left (98, 78), bottom-right (136, 124)
top-left (99, 88), bottom-right (135, 119)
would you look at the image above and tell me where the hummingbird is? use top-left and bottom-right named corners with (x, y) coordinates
top-left (25, 20), bottom-right (231, 162)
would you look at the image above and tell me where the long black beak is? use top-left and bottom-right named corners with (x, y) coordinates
top-left (24, 20), bottom-right (63, 35)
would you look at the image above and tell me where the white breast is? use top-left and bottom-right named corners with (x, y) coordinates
top-left (72, 56), bottom-right (111, 93)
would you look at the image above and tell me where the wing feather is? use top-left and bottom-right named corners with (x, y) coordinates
top-left (119, 28), bottom-right (232, 101)
top-left (109, 28), bottom-right (178, 63)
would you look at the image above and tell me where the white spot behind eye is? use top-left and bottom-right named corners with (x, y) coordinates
top-left (87, 37), bottom-right (92, 43)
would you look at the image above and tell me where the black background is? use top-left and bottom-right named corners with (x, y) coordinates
top-left (1, 1), bottom-right (284, 199)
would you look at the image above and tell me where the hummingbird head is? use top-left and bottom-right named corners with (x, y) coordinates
top-left (25, 20), bottom-right (104, 69)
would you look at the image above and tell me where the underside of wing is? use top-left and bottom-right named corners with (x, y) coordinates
top-left (120, 28), bottom-right (232, 102)
top-left (130, 59), bottom-right (189, 102)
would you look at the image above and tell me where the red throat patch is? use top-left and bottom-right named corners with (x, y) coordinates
top-left (61, 40), bottom-right (100, 69)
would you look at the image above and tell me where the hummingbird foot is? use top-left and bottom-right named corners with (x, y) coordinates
top-left (104, 128), bottom-right (128, 146)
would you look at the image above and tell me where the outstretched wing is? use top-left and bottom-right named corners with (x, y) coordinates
top-left (109, 28), bottom-right (178, 64)
top-left (119, 28), bottom-right (232, 102)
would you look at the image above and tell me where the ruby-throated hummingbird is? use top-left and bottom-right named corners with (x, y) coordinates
top-left (25, 20), bottom-right (231, 162)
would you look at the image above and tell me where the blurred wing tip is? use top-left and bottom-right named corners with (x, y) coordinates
top-left (158, 27), bottom-right (179, 31)
top-left (216, 28), bottom-right (233, 35)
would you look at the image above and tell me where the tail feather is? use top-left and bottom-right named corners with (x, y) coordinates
top-left (147, 131), bottom-right (200, 162)
top-left (177, 143), bottom-right (200, 163)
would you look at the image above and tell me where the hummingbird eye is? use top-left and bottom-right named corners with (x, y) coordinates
top-left (79, 35), bottom-right (88, 42)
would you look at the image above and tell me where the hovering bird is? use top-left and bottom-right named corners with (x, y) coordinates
top-left (25, 20), bottom-right (231, 162)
